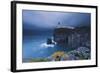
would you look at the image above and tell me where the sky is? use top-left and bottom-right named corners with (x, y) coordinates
top-left (22, 10), bottom-right (91, 35)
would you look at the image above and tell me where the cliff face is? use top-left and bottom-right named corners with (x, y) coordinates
top-left (53, 28), bottom-right (72, 45)
top-left (53, 26), bottom-right (90, 49)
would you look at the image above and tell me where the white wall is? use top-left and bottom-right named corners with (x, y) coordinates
top-left (0, 0), bottom-right (99, 73)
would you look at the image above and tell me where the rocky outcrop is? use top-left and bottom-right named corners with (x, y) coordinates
top-left (53, 26), bottom-right (90, 49)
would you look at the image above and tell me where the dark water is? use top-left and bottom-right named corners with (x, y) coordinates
top-left (22, 35), bottom-right (71, 61)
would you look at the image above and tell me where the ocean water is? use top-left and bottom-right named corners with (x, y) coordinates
top-left (22, 35), bottom-right (71, 62)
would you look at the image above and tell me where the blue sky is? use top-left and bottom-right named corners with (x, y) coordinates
top-left (22, 10), bottom-right (91, 36)
top-left (22, 10), bottom-right (91, 31)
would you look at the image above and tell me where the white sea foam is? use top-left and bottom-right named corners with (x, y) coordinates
top-left (40, 43), bottom-right (54, 48)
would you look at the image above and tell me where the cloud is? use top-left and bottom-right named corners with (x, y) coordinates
top-left (23, 10), bottom-right (90, 30)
